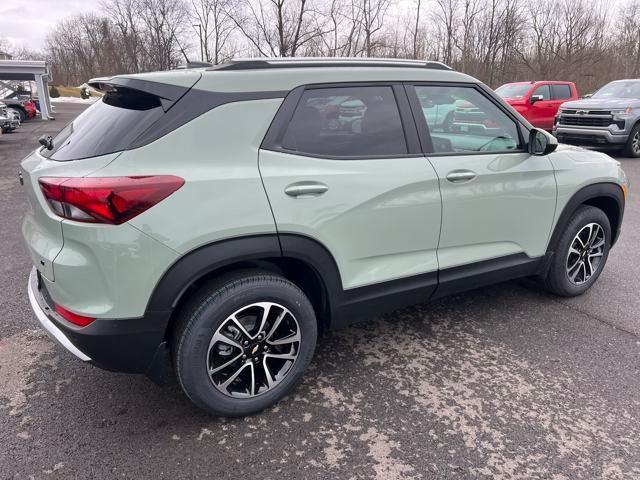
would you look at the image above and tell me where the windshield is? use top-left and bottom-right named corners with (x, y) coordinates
top-left (40, 88), bottom-right (163, 161)
top-left (593, 81), bottom-right (640, 99)
top-left (495, 84), bottom-right (531, 99)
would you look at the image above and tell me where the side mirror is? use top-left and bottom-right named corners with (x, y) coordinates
top-left (39, 135), bottom-right (53, 150)
top-left (529, 128), bottom-right (558, 156)
top-left (582, 93), bottom-right (593, 99)
top-left (530, 95), bottom-right (544, 104)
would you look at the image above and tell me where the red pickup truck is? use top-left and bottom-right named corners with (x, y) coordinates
top-left (495, 81), bottom-right (579, 131)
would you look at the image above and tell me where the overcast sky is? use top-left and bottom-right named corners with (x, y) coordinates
top-left (0, 0), bottom-right (101, 51)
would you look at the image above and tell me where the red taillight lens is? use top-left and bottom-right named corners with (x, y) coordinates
top-left (39, 176), bottom-right (184, 225)
top-left (54, 304), bottom-right (95, 327)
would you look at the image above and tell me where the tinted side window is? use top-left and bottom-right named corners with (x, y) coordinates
top-left (532, 85), bottom-right (551, 100)
top-left (414, 85), bottom-right (521, 154)
top-left (551, 84), bottom-right (572, 100)
top-left (281, 86), bottom-right (407, 158)
top-left (41, 88), bottom-right (164, 161)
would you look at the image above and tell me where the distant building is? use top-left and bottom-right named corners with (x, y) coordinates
top-left (0, 51), bottom-right (13, 60)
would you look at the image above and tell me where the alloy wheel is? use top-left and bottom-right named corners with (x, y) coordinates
top-left (566, 222), bottom-right (605, 285)
top-left (207, 302), bottom-right (301, 398)
top-left (632, 130), bottom-right (640, 154)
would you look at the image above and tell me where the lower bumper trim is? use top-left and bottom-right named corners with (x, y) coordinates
top-left (27, 268), bottom-right (91, 362)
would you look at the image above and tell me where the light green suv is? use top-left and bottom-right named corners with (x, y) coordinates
top-left (21, 58), bottom-right (628, 416)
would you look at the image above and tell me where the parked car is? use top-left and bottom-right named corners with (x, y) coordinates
top-left (0, 102), bottom-right (8, 135)
top-left (553, 79), bottom-right (640, 158)
top-left (0, 101), bottom-right (20, 133)
top-left (495, 81), bottom-right (579, 131)
top-left (22, 58), bottom-right (628, 417)
top-left (2, 97), bottom-right (36, 122)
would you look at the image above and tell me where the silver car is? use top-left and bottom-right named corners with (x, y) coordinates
top-left (553, 79), bottom-right (640, 157)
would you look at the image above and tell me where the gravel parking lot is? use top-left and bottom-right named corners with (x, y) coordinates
top-left (1, 103), bottom-right (639, 479)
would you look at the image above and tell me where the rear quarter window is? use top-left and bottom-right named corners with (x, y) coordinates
top-left (551, 84), bottom-right (572, 100)
top-left (40, 88), bottom-right (164, 161)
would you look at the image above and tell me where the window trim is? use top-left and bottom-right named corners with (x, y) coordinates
top-left (405, 82), bottom-right (530, 157)
top-left (550, 84), bottom-right (572, 101)
top-left (531, 84), bottom-right (551, 101)
top-left (260, 81), bottom-right (423, 160)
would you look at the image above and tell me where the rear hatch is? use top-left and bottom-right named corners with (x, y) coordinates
top-left (21, 71), bottom-right (201, 281)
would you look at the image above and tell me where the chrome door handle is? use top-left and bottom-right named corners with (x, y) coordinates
top-left (446, 170), bottom-right (477, 183)
top-left (284, 182), bottom-right (329, 198)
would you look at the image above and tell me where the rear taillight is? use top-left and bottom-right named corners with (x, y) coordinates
top-left (54, 303), bottom-right (95, 327)
top-left (38, 176), bottom-right (184, 225)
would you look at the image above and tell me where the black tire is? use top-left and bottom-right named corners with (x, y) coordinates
top-left (544, 205), bottom-right (611, 297)
top-left (623, 123), bottom-right (640, 158)
top-left (173, 270), bottom-right (317, 417)
top-left (8, 107), bottom-right (25, 123)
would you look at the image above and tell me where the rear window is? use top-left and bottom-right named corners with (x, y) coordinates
top-left (281, 86), bottom-right (407, 158)
top-left (40, 88), bottom-right (164, 161)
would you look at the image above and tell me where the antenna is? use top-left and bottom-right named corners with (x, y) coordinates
top-left (171, 31), bottom-right (190, 65)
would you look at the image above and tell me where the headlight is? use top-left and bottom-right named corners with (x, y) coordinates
top-left (611, 107), bottom-right (633, 116)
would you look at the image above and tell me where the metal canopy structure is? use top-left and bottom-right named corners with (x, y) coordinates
top-left (0, 60), bottom-right (54, 120)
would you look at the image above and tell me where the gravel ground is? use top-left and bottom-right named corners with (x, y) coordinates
top-left (1, 104), bottom-right (639, 479)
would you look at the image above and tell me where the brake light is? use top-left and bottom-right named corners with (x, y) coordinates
top-left (38, 176), bottom-right (184, 225)
top-left (54, 304), bottom-right (95, 327)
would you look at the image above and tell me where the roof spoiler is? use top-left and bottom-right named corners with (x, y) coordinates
top-left (88, 76), bottom-right (190, 111)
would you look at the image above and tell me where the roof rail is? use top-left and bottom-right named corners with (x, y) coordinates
top-left (210, 57), bottom-right (452, 71)
top-left (177, 61), bottom-right (213, 69)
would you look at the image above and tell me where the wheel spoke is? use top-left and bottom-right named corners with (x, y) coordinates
top-left (589, 251), bottom-right (603, 258)
top-left (567, 252), bottom-right (581, 270)
top-left (569, 261), bottom-right (583, 282)
top-left (584, 256), bottom-right (593, 277)
top-left (262, 359), bottom-right (275, 389)
top-left (569, 246), bottom-right (581, 256)
top-left (211, 332), bottom-right (243, 350)
top-left (591, 238), bottom-right (605, 249)
top-left (220, 361), bottom-right (250, 390)
top-left (228, 315), bottom-right (252, 340)
top-left (265, 309), bottom-right (287, 342)
top-left (267, 330), bottom-right (301, 346)
top-left (209, 352), bottom-right (243, 374)
top-left (249, 362), bottom-right (256, 396)
top-left (265, 351), bottom-right (297, 361)
top-left (255, 302), bottom-right (272, 337)
top-left (588, 225), bottom-right (601, 247)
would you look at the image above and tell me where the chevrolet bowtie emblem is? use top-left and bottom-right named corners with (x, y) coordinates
top-left (251, 345), bottom-right (259, 354)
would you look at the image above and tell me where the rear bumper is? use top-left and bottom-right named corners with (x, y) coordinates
top-left (553, 127), bottom-right (628, 145)
top-left (28, 268), bottom-right (91, 361)
top-left (27, 267), bottom-right (171, 376)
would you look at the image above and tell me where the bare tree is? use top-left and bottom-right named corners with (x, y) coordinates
top-left (40, 0), bottom-right (640, 93)
top-left (191, 0), bottom-right (236, 63)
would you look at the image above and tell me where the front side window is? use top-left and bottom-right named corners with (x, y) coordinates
top-left (532, 85), bottom-right (551, 100)
top-left (281, 86), bottom-right (407, 158)
top-left (414, 85), bottom-right (521, 154)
